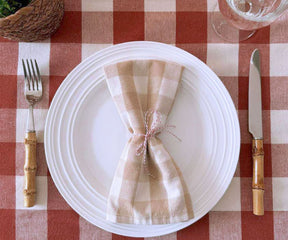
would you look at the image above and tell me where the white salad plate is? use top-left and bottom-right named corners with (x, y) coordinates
top-left (44, 41), bottom-right (240, 237)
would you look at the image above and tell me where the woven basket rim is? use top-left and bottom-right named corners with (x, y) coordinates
top-left (0, 0), bottom-right (37, 23)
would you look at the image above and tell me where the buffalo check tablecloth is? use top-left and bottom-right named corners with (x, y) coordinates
top-left (1, 0), bottom-right (288, 239)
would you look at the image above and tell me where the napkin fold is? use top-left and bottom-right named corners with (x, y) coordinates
top-left (104, 60), bottom-right (194, 224)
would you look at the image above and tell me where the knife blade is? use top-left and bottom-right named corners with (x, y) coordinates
top-left (249, 49), bottom-right (263, 139)
top-left (248, 49), bottom-right (264, 216)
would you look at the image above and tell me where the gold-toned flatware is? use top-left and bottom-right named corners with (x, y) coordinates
top-left (22, 59), bottom-right (43, 207)
top-left (248, 49), bottom-right (264, 216)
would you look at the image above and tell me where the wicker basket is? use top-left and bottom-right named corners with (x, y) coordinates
top-left (0, 0), bottom-right (64, 42)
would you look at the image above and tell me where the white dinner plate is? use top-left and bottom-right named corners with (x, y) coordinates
top-left (44, 41), bottom-right (240, 237)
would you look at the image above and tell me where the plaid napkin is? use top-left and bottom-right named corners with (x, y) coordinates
top-left (103, 60), bottom-right (194, 224)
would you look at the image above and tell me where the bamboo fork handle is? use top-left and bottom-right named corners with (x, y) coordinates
top-left (24, 132), bottom-right (37, 207)
top-left (252, 139), bottom-right (264, 216)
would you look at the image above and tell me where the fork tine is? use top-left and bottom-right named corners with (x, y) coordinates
top-left (34, 59), bottom-right (42, 91)
top-left (26, 59), bottom-right (34, 90)
top-left (30, 59), bottom-right (38, 90)
top-left (22, 59), bottom-right (30, 90)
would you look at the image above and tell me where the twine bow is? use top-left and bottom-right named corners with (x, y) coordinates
top-left (134, 110), bottom-right (181, 176)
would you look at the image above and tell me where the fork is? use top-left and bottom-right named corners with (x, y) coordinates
top-left (22, 59), bottom-right (43, 207)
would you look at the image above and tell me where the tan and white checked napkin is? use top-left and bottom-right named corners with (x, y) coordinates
top-left (103, 60), bottom-right (194, 224)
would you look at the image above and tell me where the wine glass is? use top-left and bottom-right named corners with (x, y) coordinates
top-left (211, 0), bottom-right (288, 42)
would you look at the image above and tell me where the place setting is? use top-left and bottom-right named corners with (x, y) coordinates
top-left (1, 0), bottom-right (288, 239)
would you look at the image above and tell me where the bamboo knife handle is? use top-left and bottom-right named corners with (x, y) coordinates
top-left (252, 139), bottom-right (264, 216)
top-left (24, 132), bottom-right (37, 207)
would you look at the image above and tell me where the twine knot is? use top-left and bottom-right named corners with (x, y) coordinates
top-left (133, 110), bottom-right (181, 177)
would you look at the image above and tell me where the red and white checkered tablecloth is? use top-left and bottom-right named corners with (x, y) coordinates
top-left (1, 0), bottom-right (288, 239)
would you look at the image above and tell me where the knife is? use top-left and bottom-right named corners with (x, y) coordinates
top-left (249, 49), bottom-right (264, 216)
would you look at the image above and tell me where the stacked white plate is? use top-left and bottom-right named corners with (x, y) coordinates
top-left (44, 41), bottom-right (240, 237)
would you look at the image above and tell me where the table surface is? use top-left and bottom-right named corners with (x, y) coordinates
top-left (1, 0), bottom-right (288, 239)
